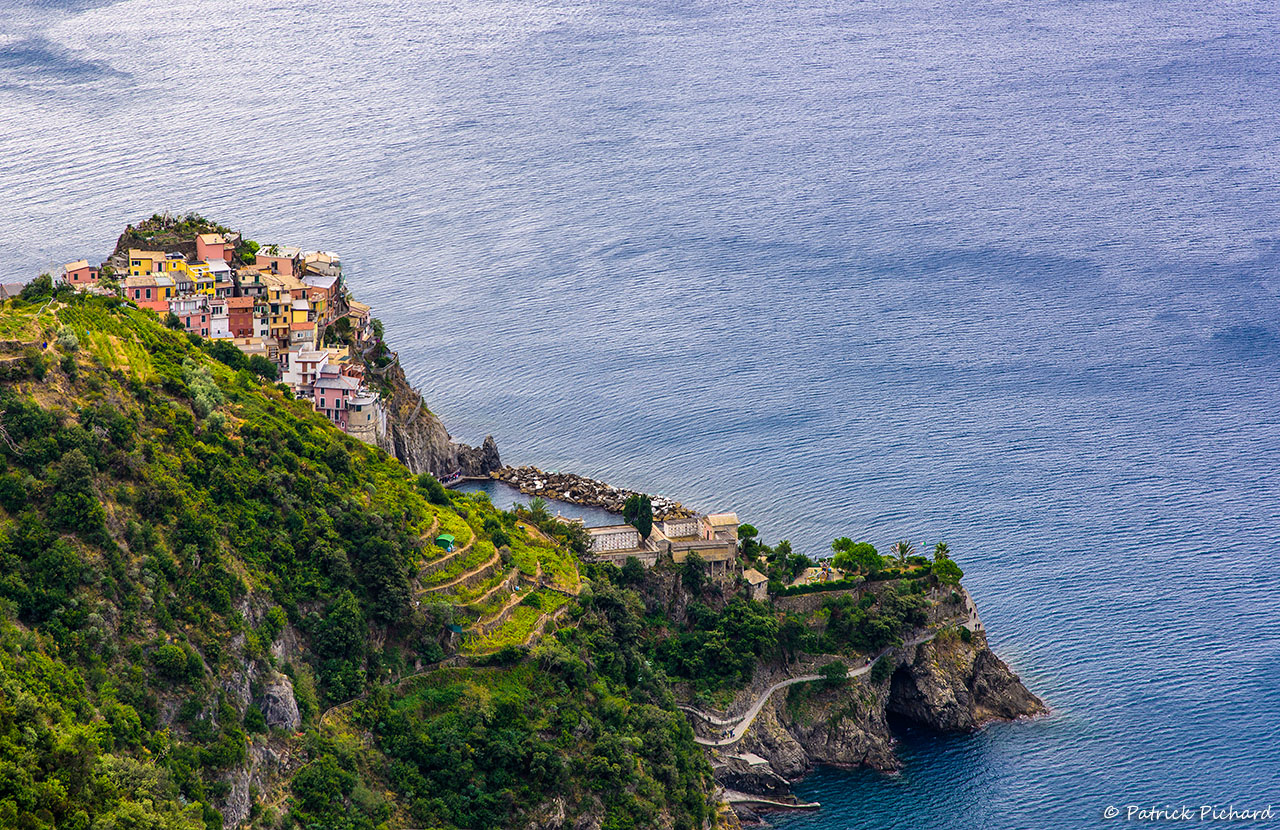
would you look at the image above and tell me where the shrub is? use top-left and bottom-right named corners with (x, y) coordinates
top-left (818, 660), bottom-right (847, 688)
top-left (416, 473), bottom-right (450, 506)
top-left (24, 349), bottom-right (48, 380)
top-left (182, 358), bottom-right (224, 419)
top-left (243, 703), bottom-right (267, 734)
top-left (153, 644), bottom-right (192, 681)
top-left (869, 656), bottom-right (894, 683)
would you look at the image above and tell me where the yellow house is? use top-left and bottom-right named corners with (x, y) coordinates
top-left (261, 272), bottom-right (302, 341)
top-left (187, 261), bottom-right (215, 295)
top-left (127, 249), bottom-right (168, 277)
top-left (290, 297), bottom-right (312, 325)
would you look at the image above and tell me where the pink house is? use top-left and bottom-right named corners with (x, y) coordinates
top-left (313, 370), bottom-right (360, 430)
top-left (178, 310), bottom-right (211, 338)
top-left (196, 234), bottom-right (235, 264)
top-left (255, 246), bottom-right (301, 278)
top-left (62, 260), bottom-right (100, 287)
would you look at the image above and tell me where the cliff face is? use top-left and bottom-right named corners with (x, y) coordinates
top-left (887, 633), bottom-right (1047, 731)
top-left (725, 629), bottom-right (1044, 805)
top-left (376, 361), bottom-right (501, 478)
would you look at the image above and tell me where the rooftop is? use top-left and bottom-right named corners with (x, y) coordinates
top-left (302, 274), bottom-right (338, 290)
top-left (314, 374), bottom-right (360, 391)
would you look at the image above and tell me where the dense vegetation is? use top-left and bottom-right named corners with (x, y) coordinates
top-left (0, 269), bottom-right (972, 830)
top-left (0, 286), bottom-right (715, 829)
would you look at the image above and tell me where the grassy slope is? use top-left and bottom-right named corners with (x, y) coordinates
top-left (0, 291), bottom-right (714, 830)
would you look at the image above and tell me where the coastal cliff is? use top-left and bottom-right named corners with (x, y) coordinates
top-left (743, 631), bottom-right (1042, 774)
top-left (5, 242), bottom-right (1044, 830)
top-left (704, 605), bottom-right (1045, 820)
top-left (376, 356), bottom-right (501, 478)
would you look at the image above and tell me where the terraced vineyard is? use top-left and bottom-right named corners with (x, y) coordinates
top-left (461, 589), bottom-right (571, 655)
top-left (409, 491), bottom-right (583, 656)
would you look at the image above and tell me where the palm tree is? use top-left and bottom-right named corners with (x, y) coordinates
top-left (933, 541), bottom-right (950, 561)
top-left (890, 539), bottom-right (916, 566)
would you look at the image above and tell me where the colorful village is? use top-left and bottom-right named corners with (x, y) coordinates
top-left (50, 221), bottom-right (780, 594)
top-left (53, 229), bottom-right (386, 445)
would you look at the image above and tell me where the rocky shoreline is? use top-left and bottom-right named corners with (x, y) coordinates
top-left (492, 465), bottom-right (694, 519)
top-left (693, 593), bottom-right (1047, 824)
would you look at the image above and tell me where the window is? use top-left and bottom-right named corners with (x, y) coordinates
top-left (145, 288), bottom-right (151, 299)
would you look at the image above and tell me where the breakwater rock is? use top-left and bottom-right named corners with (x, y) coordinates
top-left (493, 465), bottom-right (693, 520)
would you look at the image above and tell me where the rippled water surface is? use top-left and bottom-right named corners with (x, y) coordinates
top-left (3, 0), bottom-right (1279, 825)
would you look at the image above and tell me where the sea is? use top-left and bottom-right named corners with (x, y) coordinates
top-left (2, 0), bottom-right (1279, 826)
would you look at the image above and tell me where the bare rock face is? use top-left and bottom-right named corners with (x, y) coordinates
top-left (742, 681), bottom-right (899, 778)
top-left (260, 672), bottom-right (301, 731)
top-left (377, 363), bottom-right (501, 478)
top-left (717, 756), bottom-right (793, 798)
top-left (220, 743), bottom-right (284, 828)
top-left (886, 632), bottom-right (1047, 731)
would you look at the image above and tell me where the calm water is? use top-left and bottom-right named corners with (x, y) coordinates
top-left (456, 479), bottom-right (619, 527)
top-left (3, 0), bottom-right (1280, 826)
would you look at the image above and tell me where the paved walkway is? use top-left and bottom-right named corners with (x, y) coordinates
top-left (690, 608), bottom-right (980, 747)
top-left (721, 788), bottom-right (820, 810)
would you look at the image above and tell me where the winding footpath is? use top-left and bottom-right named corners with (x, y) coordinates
top-left (689, 606), bottom-right (981, 747)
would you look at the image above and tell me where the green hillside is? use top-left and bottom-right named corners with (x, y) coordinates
top-left (0, 287), bottom-right (713, 830)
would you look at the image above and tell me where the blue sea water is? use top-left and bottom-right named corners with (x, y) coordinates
top-left (2, 0), bottom-right (1280, 826)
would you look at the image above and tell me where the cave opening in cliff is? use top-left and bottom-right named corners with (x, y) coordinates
top-left (884, 663), bottom-right (936, 731)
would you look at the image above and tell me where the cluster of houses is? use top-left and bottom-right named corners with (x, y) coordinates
top-left (585, 511), bottom-right (767, 597)
top-left (57, 234), bottom-right (387, 445)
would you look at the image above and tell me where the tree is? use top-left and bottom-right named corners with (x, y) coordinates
top-left (621, 556), bottom-right (646, 585)
top-left (831, 539), bottom-right (883, 573)
top-left (738, 523), bottom-right (759, 558)
top-left (933, 541), bottom-right (950, 561)
top-left (932, 557), bottom-right (963, 585)
top-left (890, 539), bottom-right (916, 566)
top-left (416, 473), bottom-right (450, 506)
top-left (681, 552), bottom-right (706, 595)
top-left (49, 448), bottom-right (105, 533)
top-left (18, 273), bottom-right (52, 302)
top-left (528, 496), bottom-right (550, 525)
top-left (247, 354), bottom-right (278, 381)
top-left (818, 660), bottom-right (848, 689)
top-left (236, 239), bottom-right (260, 265)
top-left (778, 616), bottom-right (808, 664)
top-left (622, 494), bottom-right (653, 539)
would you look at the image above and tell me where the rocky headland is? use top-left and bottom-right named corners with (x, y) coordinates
top-left (685, 587), bottom-right (1046, 823)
